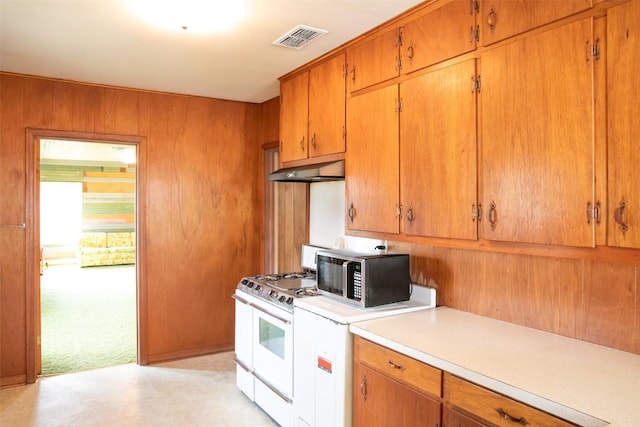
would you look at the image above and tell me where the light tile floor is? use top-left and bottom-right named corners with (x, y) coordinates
top-left (0, 352), bottom-right (277, 427)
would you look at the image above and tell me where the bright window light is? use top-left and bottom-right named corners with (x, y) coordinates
top-left (129, 0), bottom-right (246, 33)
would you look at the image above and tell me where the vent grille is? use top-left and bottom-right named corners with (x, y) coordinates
top-left (273, 25), bottom-right (328, 49)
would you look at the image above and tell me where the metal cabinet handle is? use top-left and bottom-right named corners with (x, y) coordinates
top-left (387, 360), bottom-right (405, 371)
top-left (348, 203), bottom-right (356, 223)
top-left (299, 136), bottom-right (305, 151)
top-left (488, 201), bottom-right (497, 230)
top-left (1, 223), bottom-right (26, 229)
top-left (495, 408), bottom-right (529, 425)
top-left (614, 198), bottom-right (629, 235)
top-left (406, 206), bottom-right (414, 224)
top-left (487, 7), bottom-right (497, 33)
top-left (407, 43), bottom-right (414, 61)
top-left (360, 376), bottom-right (368, 401)
top-left (311, 133), bottom-right (317, 149)
top-left (351, 66), bottom-right (356, 82)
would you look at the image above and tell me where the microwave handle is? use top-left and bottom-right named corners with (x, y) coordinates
top-left (342, 261), bottom-right (350, 297)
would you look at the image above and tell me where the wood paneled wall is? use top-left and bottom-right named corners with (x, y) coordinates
top-left (395, 242), bottom-right (640, 355)
top-left (0, 73), bottom-right (269, 385)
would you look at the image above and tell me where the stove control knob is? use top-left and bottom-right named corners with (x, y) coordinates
top-left (286, 297), bottom-right (294, 305)
top-left (255, 285), bottom-right (262, 292)
top-left (278, 295), bottom-right (286, 303)
top-left (268, 290), bottom-right (278, 299)
top-left (241, 279), bottom-right (250, 287)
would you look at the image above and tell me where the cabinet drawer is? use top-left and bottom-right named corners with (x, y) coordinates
top-left (444, 373), bottom-right (576, 427)
top-left (355, 336), bottom-right (441, 397)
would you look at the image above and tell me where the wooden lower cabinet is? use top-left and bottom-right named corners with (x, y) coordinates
top-left (353, 363), bottom-right (442, 427)
top-left (353, 338), bottom-right (578, 427)
top-left (353, 336), bottom-right (442, 427)
top-left (443, 373), bottom-right (577, 427)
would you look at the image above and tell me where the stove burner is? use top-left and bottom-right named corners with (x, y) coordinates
top-left (254, 272), bottom-right (312, 281)
top-left (237, 271), bottom-right (318, 312)
top-left (283, 272), bottom-right (308, 279)
top-left (294, 288), bottom-right (319, 296)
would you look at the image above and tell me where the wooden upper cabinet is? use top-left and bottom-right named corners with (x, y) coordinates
top-left (402, 0), bottom-right (478, 74)
top-left (607, 0), bottom-right (640, 248)
top-left (308, 53), bottom-right (346, 158)
top-left (346, 84), bottom-right (400, 234)
top-left (481, 0), bottom-right (592, 46)
top-left (280, 53), bottom-right (346, 164)
top-left (347, 27), bottom-right (400, 93)
top-left (480, 18), bottom-right (595, 247)
top-left (280, 72), bottom-right (309, 163)
top-left (400, 59), bottom-right (478, 240)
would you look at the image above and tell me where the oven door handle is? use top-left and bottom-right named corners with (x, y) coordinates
top-left (233, 357), bottom-right (252, 373)
top-left (250, 302), bottom-right (292, 324)
top-left (231, 294), bottom-right (251, 305)
top-left (253, 371), bottom-right (293, 404)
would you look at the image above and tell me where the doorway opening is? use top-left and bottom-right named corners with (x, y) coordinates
top-left (37, 137), bottom-right (139, 376)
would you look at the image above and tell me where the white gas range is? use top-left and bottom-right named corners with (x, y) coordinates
top-left (233, 245), bottom-right (322, 427)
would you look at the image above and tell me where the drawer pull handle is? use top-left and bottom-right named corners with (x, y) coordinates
top-left (496, 408), bottom-right (529, 425)
top-left (387, 360), bottom-right (405, 371)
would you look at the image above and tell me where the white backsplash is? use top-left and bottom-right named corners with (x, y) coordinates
top-left (309, 181), bottom-right (386, 254)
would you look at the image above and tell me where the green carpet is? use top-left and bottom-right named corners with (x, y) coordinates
top-left (40, 264), bottom-right (137, 375)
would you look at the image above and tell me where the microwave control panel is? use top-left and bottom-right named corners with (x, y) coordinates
top-left (348, 262), bottom-right (362, 301)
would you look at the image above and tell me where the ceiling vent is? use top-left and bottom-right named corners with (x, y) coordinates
top-left (273, 25), bottom-right (328, 49)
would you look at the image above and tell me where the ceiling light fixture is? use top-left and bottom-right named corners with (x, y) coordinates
top-left (129, 0), bottom-right (246, 33)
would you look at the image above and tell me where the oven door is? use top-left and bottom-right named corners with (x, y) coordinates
top-left (251, 297), bottom-right (294, 399)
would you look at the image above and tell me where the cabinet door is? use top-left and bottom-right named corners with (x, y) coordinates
top-left (607, 1), bottom-right (640, 248)
top-left (308, 53), bottom-right (346, 158)
top-left (346, 85), bottom-right (399, 234)
top-left (400, 59), bottom-right (478, 240)
top-left (353, 362), bottom-right (441, 427)
top-left (443, 405), bottom-right (487, 427)
top-left (402, 0), bottom-right (477, 74)
top-left (481, 0), bottom-right (592, 46)
top-left (480, 18), bottom-right (595, 246)
top-left (347, 27), bottom-right (400, 93)
top-left (280, 72), bottom-right (309, 163)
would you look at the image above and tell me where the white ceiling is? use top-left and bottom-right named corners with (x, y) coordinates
top-left (1, 0), bottom-right (424, 103)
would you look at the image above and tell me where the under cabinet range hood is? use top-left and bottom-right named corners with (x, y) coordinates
top-left (269, 160), bottom-right (345, 182)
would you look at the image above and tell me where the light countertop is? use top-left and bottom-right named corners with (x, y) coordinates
top-left (294, 285), bottom-right (436, 324)
top-left (349, 306), bottom-right (640, 427)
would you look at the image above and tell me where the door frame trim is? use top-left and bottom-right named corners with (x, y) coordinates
top-left (25, 128), bottom-right (147, 382)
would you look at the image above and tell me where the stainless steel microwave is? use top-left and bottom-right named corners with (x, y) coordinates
top-left (315, 250), bottom-right (411, 308)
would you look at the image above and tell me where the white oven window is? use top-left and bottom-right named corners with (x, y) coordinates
top-left (259, 317), bottom-right (285, 359)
